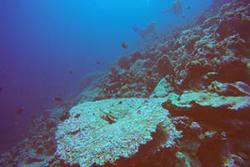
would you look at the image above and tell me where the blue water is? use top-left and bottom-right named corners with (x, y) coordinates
top-left (0, 0), bottom-right (212, 152)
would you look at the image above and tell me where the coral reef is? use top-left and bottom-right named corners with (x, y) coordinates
top-left (1, 0), bottom-right (250, 166)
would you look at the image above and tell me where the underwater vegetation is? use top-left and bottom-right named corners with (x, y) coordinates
top-left (0, 0), bottom-right (250, 166)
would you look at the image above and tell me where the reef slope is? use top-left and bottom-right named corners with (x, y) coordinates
top-left (1, 0), bottom-right (250, 166)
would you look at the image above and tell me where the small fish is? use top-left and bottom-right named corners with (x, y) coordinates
top-left (16, 107), bottom-right (24, 115)
top-left (186, 5), bottom-right (191, 10)
top-left (96, 61), bottom-right (101, 65)
top-left (121, 41), bottom-right (128, 49)
top-left (68, 70), bottom-right (73, 75)
top-left (53, 96), bottom-right (64, 103)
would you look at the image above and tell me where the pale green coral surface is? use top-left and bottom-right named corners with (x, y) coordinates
top-left (56, 97), bottom-right (181, 166)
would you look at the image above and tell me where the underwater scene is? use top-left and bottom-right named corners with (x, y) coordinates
top-left (0, 0), bottom-right (250, 166)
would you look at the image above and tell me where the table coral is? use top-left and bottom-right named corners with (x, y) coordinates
top-left (55, 98), bottom-right (181, 166)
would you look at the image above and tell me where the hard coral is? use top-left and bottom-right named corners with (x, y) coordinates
top-left (55, 98), bottom-right (181, 166)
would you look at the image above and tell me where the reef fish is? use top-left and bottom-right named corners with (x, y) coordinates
top-left (16, 107), bottom-right (24, 115)
top-left (68, 70), bottom-right (73, 75)
top-left (53, 96), bottom-right (64, 103)
top-left (121, 41), bottom-right (128, 49)
top-left (186, 5), bottom-right (191, 10)
top-left (132, 22), bottom-right (156, 38)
